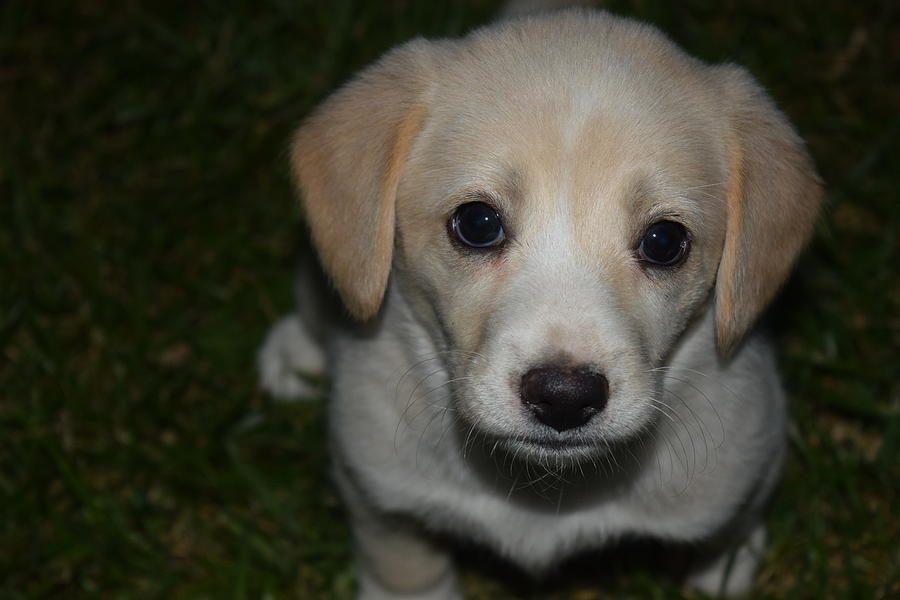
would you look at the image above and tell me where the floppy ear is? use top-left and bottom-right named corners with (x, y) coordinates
top-left (714, 66), bottom-right (823, 356)
top-left (291, 40), bottom-right (437, 320)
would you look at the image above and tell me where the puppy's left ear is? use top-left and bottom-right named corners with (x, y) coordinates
top-left (291, 39), bottom-right (439, 320)
top-left (714, 66), bottom-right (823, 356)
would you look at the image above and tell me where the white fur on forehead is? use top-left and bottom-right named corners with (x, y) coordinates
top-left (404, 10), bottom-right (729, 212)
top-left (442, 9), bottom-right (716, 115)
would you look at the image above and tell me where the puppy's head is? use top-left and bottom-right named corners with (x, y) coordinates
top-left (293, 11), bottom-right (821, 462)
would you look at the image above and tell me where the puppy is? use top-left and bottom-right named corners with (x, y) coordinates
top-left (259, 6), bottom-right (821, 599)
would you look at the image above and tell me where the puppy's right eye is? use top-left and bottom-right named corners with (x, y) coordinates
top-left (450, 202), bottom-right (505, 248)
top-left (638, 220), bottom-right (689, 266)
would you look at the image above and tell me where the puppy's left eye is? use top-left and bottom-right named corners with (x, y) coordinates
top-left (450, 201), bottom-right (505, 248)
top-left (638, 220), bottom-right (689, 266)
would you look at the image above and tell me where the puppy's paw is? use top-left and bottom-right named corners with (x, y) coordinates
top-left (257, 314), bottom-right (325, 401)
top-left (357, 570), bottom-right (461, 600)
top-left (686, 524), bottom-right (766, 597)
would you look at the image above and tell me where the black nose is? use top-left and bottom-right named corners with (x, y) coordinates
top-left (520, 366), bottom-right (608, 432)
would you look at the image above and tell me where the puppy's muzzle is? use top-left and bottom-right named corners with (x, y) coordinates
top-left (520, 366), bottom-right (609, 432)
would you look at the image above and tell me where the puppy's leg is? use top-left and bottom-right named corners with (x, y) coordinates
top-left (341, 480), bottom-right (459, 600)
top-left (257, 313), bottom-right (325, 400)
top-left (685, 522), bottom-right (767, 598)
top-left (354, 515), bottom-right (460, 600)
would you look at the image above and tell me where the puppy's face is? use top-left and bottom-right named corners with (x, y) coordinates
top-left (293, 12), bottom-right (821, 464)
top-left (392, 46), bottom-right (727, 460)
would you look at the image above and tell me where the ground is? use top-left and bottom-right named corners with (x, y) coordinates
top-left (1, 1), bottom-right (898, 598)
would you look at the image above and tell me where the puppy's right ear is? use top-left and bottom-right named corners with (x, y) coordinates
top-left (713, 65), bottom-right (823, 356)
top-left (291, 40), bottom-right (438, 320)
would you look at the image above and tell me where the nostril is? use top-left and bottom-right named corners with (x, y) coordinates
top-left (520, 366), bottom-right (609, 432)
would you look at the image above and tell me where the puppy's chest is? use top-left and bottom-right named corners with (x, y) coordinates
top-left (430, 483), bottom-right (631, 561)
top-left (363, 455), bottom-right (654, 568)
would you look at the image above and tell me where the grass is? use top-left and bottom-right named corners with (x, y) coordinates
top-left (1, 0), bottom-right (897, 598)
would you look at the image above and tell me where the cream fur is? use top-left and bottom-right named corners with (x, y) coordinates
top-left (260, 6), bottom-right (821, 599)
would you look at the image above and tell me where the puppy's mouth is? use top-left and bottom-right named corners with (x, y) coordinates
top-left (452, 364), bottom-right (658, 467)
top-left (490, 433), bottom-right (610, 465)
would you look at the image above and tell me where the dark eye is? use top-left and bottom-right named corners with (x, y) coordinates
top-left (638, 220), bottom-right (689, 266)
top-left (451, 201), bottom-right (505, 248)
